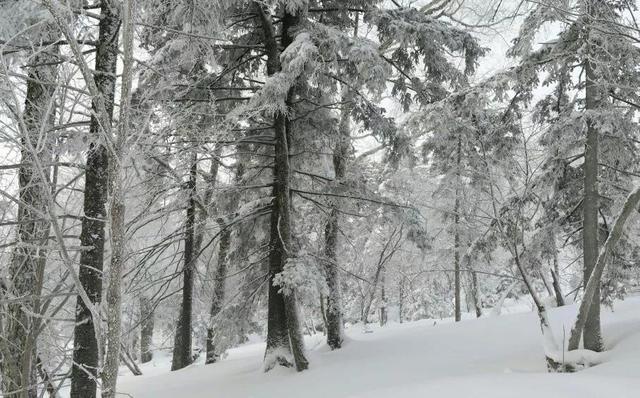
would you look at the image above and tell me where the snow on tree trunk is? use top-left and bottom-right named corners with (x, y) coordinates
top-left (324, 88), bottom-right (350, 349)
top-left (68, 2), bottom-right (120, 396)
top-left (102, 1), bottom-right (134, 394)
top-left (257, 3), bottom-right (309, 372)
top-left (1, 28), bottom-right (58, 398)
top-left (581, 19), bottom-right (604, 352)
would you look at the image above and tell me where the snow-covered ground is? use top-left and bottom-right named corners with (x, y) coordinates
top-left (116, 297), bottom-right (640, 398)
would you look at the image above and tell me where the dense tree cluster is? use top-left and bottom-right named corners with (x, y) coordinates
top-left (1, 0), bottom-right (640, 396)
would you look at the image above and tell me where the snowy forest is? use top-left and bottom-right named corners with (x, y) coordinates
top-left (1, 0), bottom-right (640, 397)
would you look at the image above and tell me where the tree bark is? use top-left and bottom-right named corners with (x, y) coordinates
top-left (454, 136), bottom-right (462, 322)
top-left (70, 2), bottom-right (120, 397)
top-left (548, 227), bottom-right (565, 307)
top-left (324, 87), bottom-right (350, 349)
top-left (256, 3), bottom-right (308, 372)
top-left (102, 1), bottom-right (134, 393)
top-left (1, 31), bottom-right (58, 398)
top-left (379, 267), bottom-right (387, 326)
top-left (140, 297), bottom-right (154, 363)
top-left (172, 152), bottom-right (198, 371)
top-left (205, 227), bottom-right (230, 364)
top-left (550, 268), bottom-right (565, 307)
top-left (470, 268), bottom-right (482, 318)
top-left (582, 17), bottom-right (603, 352)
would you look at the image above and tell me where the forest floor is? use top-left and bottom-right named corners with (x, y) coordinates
top-left (114, 297), bottom-right (640, 398)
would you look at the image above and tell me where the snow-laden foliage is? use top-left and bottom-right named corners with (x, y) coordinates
top-left (3, 1), bottom-right (640, 395)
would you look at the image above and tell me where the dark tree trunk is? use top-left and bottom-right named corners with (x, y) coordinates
top-left (454, 136), bottom-right (462, 322)
top-left (2, 36), bottom-right (58, 398)
top-left (550, 269), bottom-right (565, 307)
top-left (71, 3), bottom-right (119, 397)
top-left (379, 267), bottom-right (387, 326)
top-left (140, 297), bottom-right (154, 363)
top-left (582, 12), bottom-right (603, 351)
top-left (205, 227), bottom-right (230, 364)
top-left (256, 3), bottom-right (308, 371)
top-left (172, 153), bottom-right (198, 371)
top-left (319, 295), bottom-right (329, 334)
top-left (471, 271), bottom-right (482, 318)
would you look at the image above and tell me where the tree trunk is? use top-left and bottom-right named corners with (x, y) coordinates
top-left (550, 269), bottom-right (565, 307)
top-left (102, 198), bottom-right (126, 397)
top-left (361, 226), bottom-right (401, 324)
top-left (102, 2), bottom-right (134, 393)
top-left (71, 2), bottom-right (120, 397)
top-left (172, 152), bottom-right (197, 371)
top-left (379, 267), bottom-right (387, 326)
top-left (256, 3), bottom-right (308, 372)
top-left (568, 186), bottom-right (640, 351)
top-left (324, 87), bottom-right (350, 349)
top-left (582, 20), bottom-right (603, 352)
top-left (205, 226), bottom-right (231, 364)
top-left (1, 32), bottom-right (58, 398)
top-left (205, 152), bottom-right (245, 364)
top-left (470, 269), bottom-right (482, 318)
top-left (454, 136), bottom-right (462, 322)
top-left (549, 227), bottom-right (565, 307)
top-left (140, 297), bottom-right (154, 363)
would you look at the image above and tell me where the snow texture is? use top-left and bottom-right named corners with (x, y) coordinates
top-left (106, 297), bottom-right (640, 398)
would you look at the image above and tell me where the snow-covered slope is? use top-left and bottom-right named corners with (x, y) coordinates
top-left (118, 297), bottom-right (640, 398)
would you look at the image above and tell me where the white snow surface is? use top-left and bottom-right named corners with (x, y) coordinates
top-left (116, 297), bottom-right (640, 398)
